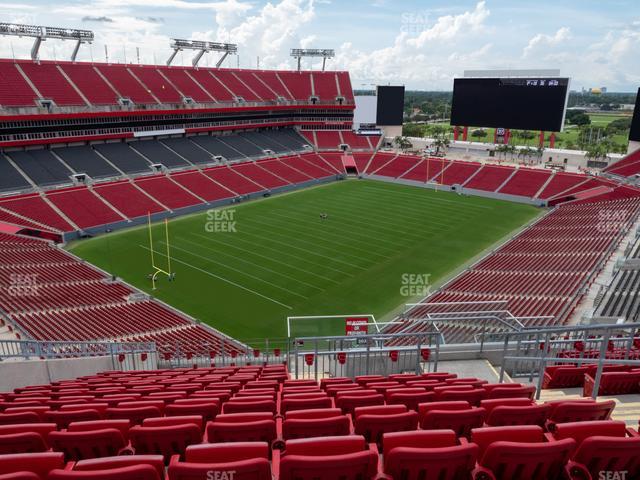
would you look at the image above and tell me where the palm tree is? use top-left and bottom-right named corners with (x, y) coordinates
top-left (393, 136), bottom-right (412, 152)
top-left (431, 125), bottom-right (450, 156)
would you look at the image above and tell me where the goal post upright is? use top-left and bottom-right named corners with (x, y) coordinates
top-left (148, 213), bottom-right (173, 290)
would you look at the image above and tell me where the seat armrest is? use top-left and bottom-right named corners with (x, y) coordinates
top-left (564, 460), bottom-right (591, 480)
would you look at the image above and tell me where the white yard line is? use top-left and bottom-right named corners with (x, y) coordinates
top-left (165, 242), bottom-right (309, 300)
top-left (191, 233), bottom-right (340, 285)
top-left (179, 236), bottom-right (324, 291)
top-left (138, 244), bottom-right (293, 309)
top-left (238, 218), bottom-right (368, 271)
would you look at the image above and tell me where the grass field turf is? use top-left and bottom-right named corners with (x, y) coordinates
top-left (68, 180), bottom-right (541, 343)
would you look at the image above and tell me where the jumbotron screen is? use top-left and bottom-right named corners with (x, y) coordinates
top-left (630, 88), bottom-right (640, 142)
top-left (450, 77), bottom-right (570, 132)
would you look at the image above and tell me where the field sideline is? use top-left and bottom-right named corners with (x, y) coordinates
top-left (68, 179), bottom-right (541, 343)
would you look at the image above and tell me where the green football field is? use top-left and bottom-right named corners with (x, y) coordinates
top-left (67, 180), bottom-right (541, 344)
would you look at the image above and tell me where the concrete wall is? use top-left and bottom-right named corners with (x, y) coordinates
top-left (0, 356), bottom-right (114, 391)
top-left (63, 175), bottom-right (341, 241)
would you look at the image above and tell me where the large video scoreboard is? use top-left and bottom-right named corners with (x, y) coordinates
top-left (450, 77), bottom-right (570, 131)
top-left (630, 88), bottom-right (640, 142)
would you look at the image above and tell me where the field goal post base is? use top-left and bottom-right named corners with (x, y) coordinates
top-left (147, 213), bottom-right (174, 290)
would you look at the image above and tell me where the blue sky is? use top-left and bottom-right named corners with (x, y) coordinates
top-left (0, 0), bottom-right (638, 91)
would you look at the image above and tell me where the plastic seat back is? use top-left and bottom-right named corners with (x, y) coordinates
top-left (435, 388), bottom-right (486, 406)
top-left (386, 391), bottom-right (434, 411)
top-left (222, 400), bottom-right (276, 415)
top-left (421, 408), bottom-right (486, 438)
top-left (44, 410), bottom-right (102, 430)
top-left (471, 425), bottom-right (545, 457)
top-left (279, 436), bottom-right (377, 480)
top-left (571, 435), bottom-right (640, 479)
top-left (48, 465), bottom-right (160, 480)
top-left (105, 406), bottom-right (161, 425)
top-left (73, 455), bottom-right (165, 479)
top-left (129, 424), bottom-right (202, 462)
top-left (206, 414), bottom-right (276, 444)
top-left (0, 413), bottom-right (40, 426)
top-left (165, 402), bottom-right (218, 423)
top-left (335, 394), bottom-right (384, 415)
top-left (0, 452), bottom-right (65, 480)
top-left (169, 442), bottom-right (271, 480)
top-left (280, 397), bottom-right (332, 415)
top-left (384, 442), bottom-right (479, 480)
top-left (354, 411), bottom-right (418, 445)
top-left (479, 398), bottom-right (533, 416)
top-left (0, 432), bottom-right (47, 454)
top-left (552, 420), bottom-right (628, 446)
top-left (479, 438), bottom-right (576, 480)
top-left (67, 420), bottom-right (130, 439)
top-left (48, 429), bottom-right (127, 461)
top-left (486, 404), bottom-right (551, 427)
top-left (486, 385), bottom-right (536, 400)
top-left (282, 415), bottom-right (351, 440)
top-left (547, 400), bottom-right (615, 428)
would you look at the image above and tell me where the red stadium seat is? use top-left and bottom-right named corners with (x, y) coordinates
top-left (419, 402), bottom-right (486, 438)
top-left (553, 419), bottom-right (629, 443)
top-left (48, 428), bottom-right (128, 461)
top-left (67, 420), bottom-right (130, 438)
top-left (128, 424), bottom-right (202, 462)
top-left (381, 430), bottom-right (479, 480)
top-left (485, 385), bottom-right (536, 400)
top-left (0, 432), bottom-right (48, 454)
top-left (476, 437), bottom-right (576, 480)
top-left (281, 415), bottom-right (350, 441)
top-left (278, 435), bottom-right (378, 480)
top-left (280, 396), bottom-right (332, 415)
top-left (0, 413), bottom-right (40, 425)
top-left (165, 402), bottom-right (218, 422)
top-left (47, 465), bottom-right (160, 480)
top-left (485, 404), bottom-right (551, 427)
top-left (0, 452), bottom-right (65, 480)
top-left (471, 425), bottom-right (545, 457)
top-left (479, 397), bottom-right (533, 415)
top-left (568, 435), bottom-right (640, 479)
top-left (222, 400), bottom-right (276, 415)
top-left (105, 407), bottom-right (162, 425)
top-left (353, 406), bottom-right (418, 445)
top-left (435, 388), bottom-right (486, 406)
top-left (44, 410), bottom-right (102, 430)
top-left (206, 413), bottom-right (276, 444)
top-left (335, 394), bottom-right (384, 416)
top-left (0, 472), bottom-right (40, 480)
top-left (72, 455), bottom-right (165, 480)
top-left (142, 416), bottom-right (203, 432)
top-left (168, 442), bottom-right (271, 480)
top-left (546, 400), bottom-right (615, 430)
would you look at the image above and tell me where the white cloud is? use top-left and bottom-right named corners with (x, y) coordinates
top-left (522, 27), bottom-right (570, 58)
top-left (333, 1), bottom-right (491, 87)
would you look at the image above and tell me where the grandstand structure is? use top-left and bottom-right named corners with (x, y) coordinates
top-left (2, 20), bottom-right (640, 480)
top-left (1, 53), bottom-right (640, 358)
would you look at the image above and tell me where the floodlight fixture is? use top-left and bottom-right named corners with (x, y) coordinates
top-left (290, 48), bottom-right (335, 71)
top-left (0, 22), bottom-right (94, 61)
top-left (168, 38), bottom-right (238, 67)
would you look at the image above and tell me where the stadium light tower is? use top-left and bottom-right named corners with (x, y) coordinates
top-left (290, 48), bottom-right (335, 71)
top-left (0, 22), bottom-right (94, 61)
top-left (167, 39), bottom-right (238, 68)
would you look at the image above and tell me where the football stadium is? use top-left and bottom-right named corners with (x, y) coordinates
top-left (1, 2), bottom-right (640, 478)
